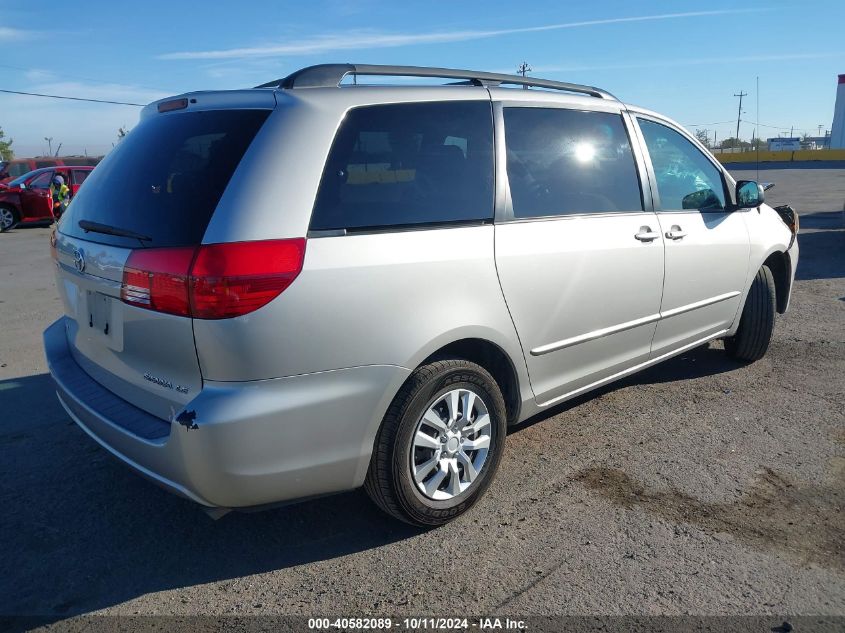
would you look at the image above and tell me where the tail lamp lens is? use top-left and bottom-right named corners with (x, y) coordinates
top-left (120, 239), bottom-right (306, 319)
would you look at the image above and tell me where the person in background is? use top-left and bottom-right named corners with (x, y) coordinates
top-left (49, 174), bottom-right (69, 218)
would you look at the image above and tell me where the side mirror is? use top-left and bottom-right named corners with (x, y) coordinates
top-left (736, 180), bottom-right (764, 208)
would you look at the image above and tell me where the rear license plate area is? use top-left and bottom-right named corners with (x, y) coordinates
top-left (87, 291), bottom-right (110, 332)
top-left (79, 290), bottom-right (123, 351)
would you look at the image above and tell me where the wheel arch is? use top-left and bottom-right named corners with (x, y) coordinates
top-left (728, 246), bottom-right (790, 337)
top-left (420, 337), bottom-right (523, 426)
top-left (762, 249), bottom-right (791, 314)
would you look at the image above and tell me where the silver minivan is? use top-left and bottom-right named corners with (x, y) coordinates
top-left (44, 64), bottom-right (799, 526)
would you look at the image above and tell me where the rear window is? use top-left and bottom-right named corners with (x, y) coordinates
top-left (59, 109), bottom-right (270, 248)
top-left (310, 101), bottom-right (494, 232)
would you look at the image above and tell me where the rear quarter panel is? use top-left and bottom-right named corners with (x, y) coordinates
top-left (192, 225), bottom-right (530, 394)
top-left (194, 86), bottom-right (534, 409)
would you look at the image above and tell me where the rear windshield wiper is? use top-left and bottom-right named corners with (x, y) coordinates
top-left (78, 220), bottom-right (152, 243)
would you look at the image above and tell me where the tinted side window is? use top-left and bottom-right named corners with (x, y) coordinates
top-left (310, 101), bottom-right (494, 231)
top-left (638, 119), bottom-right (726, 211)
top-left (29, 172), bottom-right (53, 189)
top-left (503, 108), bottom-right (643, 218)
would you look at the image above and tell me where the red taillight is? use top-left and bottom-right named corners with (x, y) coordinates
top-left (189, 239), bottom-right (306, 319)
top-left (120, 239), bottom-right (306, 319)
top-left (121, 247), bottom-right (195, 316)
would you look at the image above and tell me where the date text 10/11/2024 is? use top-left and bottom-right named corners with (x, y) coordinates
top-left (307, 617), bottom-right (527, 630)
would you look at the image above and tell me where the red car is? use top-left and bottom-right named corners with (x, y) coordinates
top-left (0, 166), bottom-right (93, 232)
top-left (0, 156), bottom-right (101, 184)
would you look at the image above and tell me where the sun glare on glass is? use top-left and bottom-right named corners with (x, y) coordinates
top-left (574, 142), bottom-right (596, 162)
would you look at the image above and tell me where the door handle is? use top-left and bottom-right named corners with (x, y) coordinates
top-left (665, 225), bottom-right (687, 240)
top-left (635, 227), bottom-right (660, 242)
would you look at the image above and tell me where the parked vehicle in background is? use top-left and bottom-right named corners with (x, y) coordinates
top-left (43, 64), bottom-right (799, 526)
top-left (0, 156), bottom-right (101, 184)
top-left (0, 166), bottom-right (93, 231)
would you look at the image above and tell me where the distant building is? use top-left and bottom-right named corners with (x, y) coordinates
top-left (803, 136), bottom-right (832, 149)
top-left (831, 74), bottom-right (845, 149)
top-left (767, 137), bottom-right (800, 151)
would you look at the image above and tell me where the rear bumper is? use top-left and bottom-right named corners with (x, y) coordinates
top-left (44, 317), bottom-right (410, 509)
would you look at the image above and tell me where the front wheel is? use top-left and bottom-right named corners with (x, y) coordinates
top-left (0, 205), bottom-right (18, 232)
top-left (365, 359), bottom-right (507, 527)
top-left (724, 265), bottom-right (776, 362)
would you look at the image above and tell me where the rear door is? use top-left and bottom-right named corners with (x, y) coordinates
top-left (20, 170), bottom-right (54, 220)
top-left (493, 102), bottom-right (665, 406)
top-left (54, 107), bottom-right (271, 420)
top-left (631, 116), bottom-right (749, 355)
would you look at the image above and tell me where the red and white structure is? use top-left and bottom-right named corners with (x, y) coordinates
top-left (831, 74), bottom-right (845, 149)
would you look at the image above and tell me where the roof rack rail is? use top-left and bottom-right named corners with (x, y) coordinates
top-left (255, 63), bottom-right (616, 100)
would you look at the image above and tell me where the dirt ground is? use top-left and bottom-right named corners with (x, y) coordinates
top-left (0, 167), bottom-right (842, 624)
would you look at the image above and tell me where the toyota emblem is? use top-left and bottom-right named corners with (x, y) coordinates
top-left (73, 248), bottom-right (86, 273)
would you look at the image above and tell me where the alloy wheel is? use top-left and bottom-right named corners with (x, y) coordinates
top-left (409, 388), bottom-right (492, 500)
top-left (0, 207), bottom-right (14, 230)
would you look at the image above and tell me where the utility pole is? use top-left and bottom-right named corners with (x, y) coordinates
top-left (734, 91), bottom-right (747, 150)
top-left (517, 61), bottom-right (532, 90)
top-left (44, 136), bottom-right (53, 156)
top-left (54, 142), bottom-right (62, 157)
top-left (714, 130), bottom-right (717, 150)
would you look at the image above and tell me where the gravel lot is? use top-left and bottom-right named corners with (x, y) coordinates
top-left (0, 168), bottom-right (842, 623)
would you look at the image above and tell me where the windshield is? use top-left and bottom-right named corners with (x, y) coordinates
top-left (59, 108), bottom-right (271, 248)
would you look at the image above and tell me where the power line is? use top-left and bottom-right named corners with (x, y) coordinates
top-left (0, 88), bottom-right (144, 106)
top-left (684, 120), bottom-right (734, 126)
top-left (686, 119), bottom-right (813, 133)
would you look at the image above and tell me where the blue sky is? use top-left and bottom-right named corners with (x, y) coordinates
top-left (1, 0), bottom-right (843, 156)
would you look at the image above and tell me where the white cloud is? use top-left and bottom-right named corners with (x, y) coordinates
top-left (23, 68), bottom-right (56, 82)
top-left (0, 26), bottom-right (40, 41)
top-left (528, 51), bottom-right (845, 74)
top-left (159, 9), bottom-right (765, 61)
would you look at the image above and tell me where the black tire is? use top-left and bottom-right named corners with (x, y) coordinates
top-left (0, 205), bottom-right (18, 233)
top-left (364, 359), bottom-right (507, 527)
top-left (724, 265), bottom-right (776, 362)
